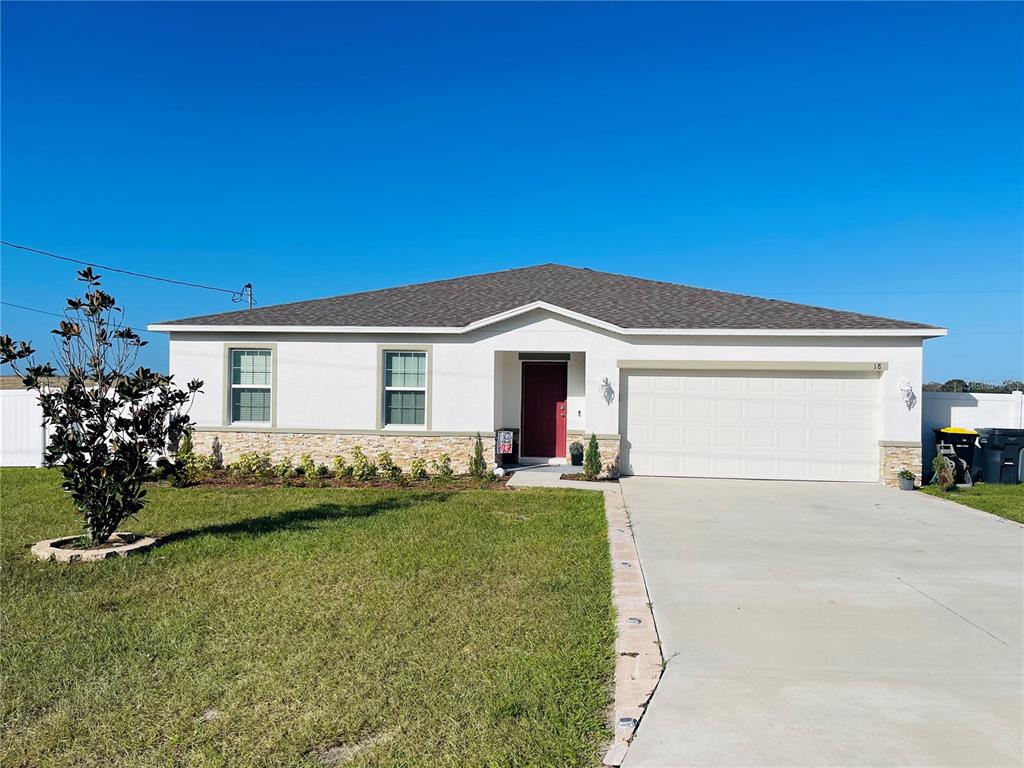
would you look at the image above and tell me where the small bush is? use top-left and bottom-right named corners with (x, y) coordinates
top-left (583, 434), bottom-right (601, 480)
top-left (377, 452), bottom-right (403, 482)
top-left (409, 458), bottom-right (428, 481)
top-left (316, 463), bottom-right (330, 478)
top-left (351, 446), bottom-right (377, 481)
top-left (431, 454), bottom-right (454, 480)
top-left (604, 454), bottom-right (620, 480)
top-left (273, 457), bottom-right (296, 479)
top-left (228, 451), bottom-right (273, 479)
top-left (332, 455), bottom-right (352, 478)
top-left (469, 432), bottom-right (488, 477)
top-left (177, 429), bottom-right (194, 459)
top-left (298, 453), bottom-right (317, 478)
top-left (172, 452), bottom-right (215, 487)
top-left (210, 436), bottom-right (224, 470)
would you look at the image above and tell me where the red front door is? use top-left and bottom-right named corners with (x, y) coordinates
top-left (521, 362), bottom-right (567, 458)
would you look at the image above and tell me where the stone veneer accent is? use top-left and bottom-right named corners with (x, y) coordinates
top-left (566, 432), bottom-right (622, 470)
top-left (879, 442), bottom-right (923, 487)
top-left (193, 430), bottom-right (480, 474)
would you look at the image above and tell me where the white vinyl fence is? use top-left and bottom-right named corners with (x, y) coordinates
top-left (922, 390), bottom-right (1024, 470)
top-left (0, 389), bottom-right (48, 467)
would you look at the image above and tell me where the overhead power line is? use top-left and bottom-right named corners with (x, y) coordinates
top-left (0, 241), bottom-right (255, 308)
top-left (1, 300), bottom-right (160, 335)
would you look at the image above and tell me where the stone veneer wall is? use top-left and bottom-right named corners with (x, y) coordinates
top-left (193, 430), bottom-right (480, 474)
top-left (879, 442), bottom-right (923, 487)
top-left (566, 433), bottom-right (622, 471)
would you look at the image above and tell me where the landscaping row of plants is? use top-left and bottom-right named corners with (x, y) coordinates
top-left (171, 431), bottom-right (503, 487)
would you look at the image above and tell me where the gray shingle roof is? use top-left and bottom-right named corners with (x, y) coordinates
top-left (156, 264), bottom-right (939, 331)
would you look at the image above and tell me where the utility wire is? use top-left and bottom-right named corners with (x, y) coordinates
top-left (0, 240), bottom-right (254, 305)
top-left (1, 300), bottom-right (160, 335)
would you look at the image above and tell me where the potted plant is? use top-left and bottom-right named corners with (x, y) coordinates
top-left (569, 441), bottom-right (585, 466)
top-left (898, 469), bottom-right (916, 491)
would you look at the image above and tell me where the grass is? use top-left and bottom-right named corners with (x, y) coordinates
top-left (919, 482), bottom-right (1024, 524)
top-left (1, 468), bottom-right (614, 768)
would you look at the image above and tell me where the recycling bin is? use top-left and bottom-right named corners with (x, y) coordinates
top-left (933, 427), bottom-right (978, 484)
top-left (975, 428), bottom-right (1024, 484)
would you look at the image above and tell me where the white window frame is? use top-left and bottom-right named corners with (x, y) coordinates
top-left (381, 349), bottom-right (429, 429)
top-left (227, 347), bottom-right (274, 426)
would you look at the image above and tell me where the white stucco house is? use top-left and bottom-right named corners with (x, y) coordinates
top-left (149, 264), bottom-right (946, 485)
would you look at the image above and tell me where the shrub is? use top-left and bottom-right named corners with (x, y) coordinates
top-left (377, 452), bottom-right (403, 482)
top-left (332, 455), bottom-right (352, 478)
top-left (228, 451), bottom-right (273, 479)
top-left (298, 453), bottom-right (317, 478)
top-left (168, 429), bottom-right (205, 487)
top-left (0, 267), bottom-right (203, 545)
top-left (316, 463), bottom-right (330, 478)
top-left (177, 429), bottom-right (194, 459)
top-left (604, 454), bottom-right (620, 480)
top-left (583, 434), bottom-right (602, 480)
top-left (273, 456), bottom-right (296, 479)
top-left (173, 452), bottom-right (215, 487)
top-left (469, 432), bottom-right (488, 477)
top-left (409, 458), bottom-right (428, 481)
top-left (210, 436), bottom-right (224, 470)
top-left (431, 454), bottom-right (454, 480)
top-left (351, 446), bottom-right (377, 481)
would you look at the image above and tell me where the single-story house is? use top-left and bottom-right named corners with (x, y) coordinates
top-left (149, 264), bottom-right (946, 485)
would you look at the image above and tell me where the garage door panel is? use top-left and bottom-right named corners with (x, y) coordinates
top-left (748, 400), bottom-right (776, 420)
top-left (716, 399), bottom-right (744, 420)
top-left (625, 372), bottom-right (879, 482)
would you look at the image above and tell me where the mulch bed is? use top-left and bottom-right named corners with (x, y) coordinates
top-left (559, 473), bottom-right (619, 483)
top-left (183, 471), bottom-right (512, 492)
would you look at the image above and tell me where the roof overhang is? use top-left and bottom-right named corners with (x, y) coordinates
top-left (148, 301), bottom-right (948, 338)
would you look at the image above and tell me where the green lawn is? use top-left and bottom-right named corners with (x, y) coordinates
top-left (920, 482), bottom-right (1024, 524)
top-left (1, 469), bottom-right (614, 768)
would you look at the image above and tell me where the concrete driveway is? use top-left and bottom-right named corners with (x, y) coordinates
top-left (621, 478), bottom-right (1023, 768)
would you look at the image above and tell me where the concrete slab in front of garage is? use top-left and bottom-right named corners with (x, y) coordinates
top-left (620, 477), bottom-right (1023, 768)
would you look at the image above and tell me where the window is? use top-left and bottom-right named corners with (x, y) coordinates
top-left (383, 351), bottom-right (426, 426)
top-left (230, 349), bottom-right (272, 423)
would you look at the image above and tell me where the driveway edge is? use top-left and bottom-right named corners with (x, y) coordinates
top-left (603, 484), bottom-right (665, 767)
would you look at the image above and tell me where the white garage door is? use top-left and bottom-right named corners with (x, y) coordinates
top-left (624, 372), bottom-right (879, 482)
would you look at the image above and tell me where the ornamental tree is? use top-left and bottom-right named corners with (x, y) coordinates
top-left (0, 268), bottom-right (202, 545)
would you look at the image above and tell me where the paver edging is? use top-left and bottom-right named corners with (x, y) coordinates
top-left (600, 484), bottom-right (665, 767)
top-left (30, 532), bottom-right (158, 562)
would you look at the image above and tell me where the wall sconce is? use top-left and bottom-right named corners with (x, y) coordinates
top-left (898, 380), bottom-right (917, 411)
top-left (600, 377), bottom-right (615, 404)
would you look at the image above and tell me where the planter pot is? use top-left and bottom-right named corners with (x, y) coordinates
top-left (899, 477), bottom-right (915, 491)
top-left (571, 454), bottom-right (583, 466)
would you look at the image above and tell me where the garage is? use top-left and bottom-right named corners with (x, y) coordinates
top-left (622, 369), bottom-right (879, 482)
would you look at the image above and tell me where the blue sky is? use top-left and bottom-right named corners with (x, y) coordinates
top-left (2, 1), bottom-right (1021, 381)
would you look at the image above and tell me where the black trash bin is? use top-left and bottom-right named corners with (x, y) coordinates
top-left (975, 428), bottom-right (1024, 484)
top-left (933, 428), bottom-right (978, 483)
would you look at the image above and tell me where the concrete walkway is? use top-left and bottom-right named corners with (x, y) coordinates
top-left (620, 478), bottom-right (1023, 768)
